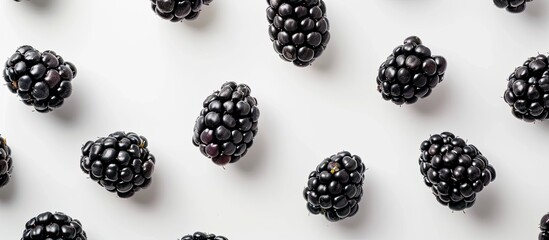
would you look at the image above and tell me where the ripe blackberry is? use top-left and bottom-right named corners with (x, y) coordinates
top-left (303, 151), bottom-right (365, 222)
top-left (419, 132), bottom-right (496, 211)
top-left (540, 213), bottom-right (549, 240)
top-left (192, 82), bottom-right (260, 166)
top-left (503, 54), bottom-right (549, 122)
top-left (21, 212), bottom-right (87, 240)
top-left (377, 36), bottom-right (447, 105)
top-left (0, 135), bottom-right (13, 189)
top-left (266, 0), bottom-right (331, 67)
top-left (151, 0), bottom-right (213, 22)
top-left (494, 0), bottom-right (532, 13)
top-left (80, 131), bottom-right (156, 198)
top-left (181, 232), bottom-right (227, 240)
top-left (3, 45), bottom-right (77, 113)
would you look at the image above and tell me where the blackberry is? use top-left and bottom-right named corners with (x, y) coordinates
top-left (0, 135), bottom-right (12, 189)
top-left (80, 131), bottom-right (156, 198)
top-left (3, 46), bottom-right (76, 112)
top-left (494, 0), bottom-right (532, 13)
top-left (303, 151), bottom-right (365, 222)
top-left (181, 232), bottom-right (227, 240)
top-left (21, 212), bottom-right (87, 240)
top-left (419, 132), bottom-right (496, 211)
top-left (503, 54), bottom-right (549, 122)
top-left (376, 36), bottom-right (447, 105)
top-left (151, 0), bottom-right (213, 22)
top-left (540, 213), bottom-right (549, 240)
top-left (266, 0), bottom-right (331, 67)
top-left (192, 82), bottom-right (260, 166)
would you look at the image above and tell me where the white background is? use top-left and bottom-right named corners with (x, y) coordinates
top-left (1, 0), bottom-right (549, 239)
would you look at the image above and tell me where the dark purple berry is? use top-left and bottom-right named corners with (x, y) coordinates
top-left (151, 0), bottom-right (213, 22)
top-left (419, 132), bottom-right (496, 211)
top-left (493, 0), bottom-right (532, 13)
top-left (21, 212), bottom-right (87, 240)
top-left (193, 82), bottom-right (259, 166)
top-left (80, 131), bottom-right (155, 198)
top-left (0, 135), bottom-right (12, 189)
top-left (267, 0), bottom-right (330, 67)
top-left (377, 36), bottom-right (446, 105)
top-left (180, 232), bottom-right (228, 240)
top-left (503, 54), bottom-right (549, 122)
top-left (3, 45), bottom-right (76, 112)
top-left (304, 151), bottom-right (365, 222)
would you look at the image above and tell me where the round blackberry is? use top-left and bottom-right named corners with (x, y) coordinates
top-left (266, 0), bottom-right (331, 67)
top-left (21, 212), bottom-right (87, 240)
top-left (80, 131), bottom-right (156, 198)
top-left (3, 45), bottom-right (77, 113)
top-left (377, 36), bottom-right (447, 105)
top-left (494, 0), bottom-right (532, 13)
top-left (151, 0), bottom-right (213, 22)
top-left (419, 132), bottom-right (496, 211)
top-left (181, 232), bottom-right (227, 240)
top-left (540, 213), bottom-right (549, 240)
top-left (303, 151), bottom-right (365, 222)
top-left (192, 82), bottom-right (260, 166)
top-left (503, 54), bottom-right (549, 122)
top-left (0, 135), bottom-right (13, 189)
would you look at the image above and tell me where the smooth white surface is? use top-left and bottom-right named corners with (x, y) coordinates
top-left (1, 0), bottom-right (549, 239)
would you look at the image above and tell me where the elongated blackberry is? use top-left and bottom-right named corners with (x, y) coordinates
top-left (303, 151), bottom-right (365, 222)
top-left (21, 212), bottom-right (87, 240)
top-left (503, 54), bottom-right (549, 122)
top-left (377, 36), bottom-right (447, 105)
top-left (541, 213), bottom-right (549, 240)
top-left (494, 0), bottom-right (532, 13)
top-left (192, 82), bottom-right (260, 166)
top-left (3, 45), bottom-right (76, 112)
top-left (181, 232), bottom-right (227, 240)
top-left (0, 135), bottom-right (12, 189)
top-left (151, 0), bottom-right (213, 22)
top-left (419, 132), bottom-right (496, 211)
top-left (266, 0), bottom-right (331, 67)
top-left (80, 131), bottom-right (156, 198)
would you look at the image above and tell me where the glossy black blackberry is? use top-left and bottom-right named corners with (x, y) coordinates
top-left (303, 151), bottom-right (365, 222)
top-left (80, 131), bottom-right (156, 198)
top-left (503, 54), bottom-right (549, 122)
top-left (21, 212), bottom-right (87, 240)
top-left (192, 82), bottom-right (260, 166)
top-left (151, 0), bottom-right (213, 22)
top-left (181, 232), bottom-right (227, 240)
top-left (0, 135), bottom-right (12, 189)
top-left (494, 0), bottom-right (532, 13)
top-left (540, 213), bottom-right (549, 240)
top-left (266, 0), bottom-right (330, 67)
top-left (377, 36), bottom-right (447, 105)
top-left (419, 132), bottom-right (496, 211)
top-left (3, 46), bottom-right (76, 113)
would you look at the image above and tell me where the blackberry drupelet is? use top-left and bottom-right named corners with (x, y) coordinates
top-left (540, 213), bottom-right (549, 240)
top-left (266, 0), bottom-right (331, 67)
top-left (303, 151), bottom-right (365, 222)
top-left (3, 45), bottom-right (77, 113)
top-left (377, 36), bottom-right (447, 105)
top-left (151, 0), bottom-right (213, 22)
top-left (192, 82), bottom-right (260, 166)
top-left (181, 232), bottom-right (227, 240)
top-left (80, 131), bottom-right (156, 198)
top-left (494, 0), bottom-right (532, 13)
top-left (0, 135), bottom-right (12, 189)
top-left (419, 132), bottom-right (496, 211)
top-left (21, 212), bottom-right (87, 240)
top-left (503, 54), bottom-right (549, 122)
